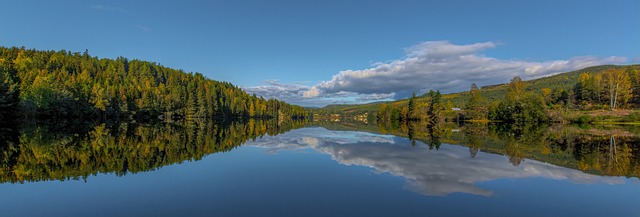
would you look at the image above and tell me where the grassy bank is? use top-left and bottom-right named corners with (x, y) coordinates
top-left (566, 110), bottom-right (640, 125)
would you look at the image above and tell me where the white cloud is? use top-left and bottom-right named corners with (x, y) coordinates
top-left (303, 41), bottom-right (626, 99)
top-left (244, 80), bottom-right (394, 107)
top-left (246, 41), bottom-right (627, 107)
top-left (356, 93), bottom-right (395, 101)
top-left (242, 80), bottom-right (317, 105)
top-left (302, 86), bottom-right (320, 98)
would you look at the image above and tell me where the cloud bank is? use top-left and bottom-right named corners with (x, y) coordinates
top-left (243, 80), bottom-right (393, 107)
top-left (245, 41), bottom-right (627, 106)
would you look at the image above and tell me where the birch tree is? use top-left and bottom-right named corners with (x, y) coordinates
top-left (602, 68), bottom-right (632, 110)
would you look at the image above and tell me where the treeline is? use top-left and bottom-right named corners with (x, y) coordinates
top-left (377, 66), bottom-right (640, 124)
top-left (574, 67), bottom-right (640, 110)
top-left (479, 67), bottom-right (639, 123)
top-left (0, 47), bottom-right (307, 121)
top-left (0, 119), bottom-right (306, 183)
top-left (376, 76), bottom-right (566, 124)
top-left (376, 91), bottom-right (458, 124)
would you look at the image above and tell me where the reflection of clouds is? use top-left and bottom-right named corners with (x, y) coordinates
top-left (247, 135), bottom-right (307, 154)
top-left (302, 137), bottom-right (319, 146)
top-left (250, 127), bottom-right (395, 153)
top-left (245, 127), bottom-right (631, 196)
top-left (307, 128), bottom-right (396, 145)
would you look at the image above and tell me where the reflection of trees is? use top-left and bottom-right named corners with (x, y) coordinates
top-left (606, 135), bottom-right (632, 175)
top-left (0, 119), bottom-right (305, 183)
top-left (376, 120), bottom-right (451, 150)
top-left (0, 119), bottom-right (20, 182)
top-left (407, 122), bottom-right (417, 147)
top-left (472, 124), bottom-right (640, 177)
top-left (569, 132), bottom-right (640, 177)
top-left (337, 119), bottom-right (640, 178)
top-left (463, 123), bottom-right (488, 158)
top-left (488, 124), bottom-right (549, 166)
top-left (505, 143), bottom-right (525, 166)
top-left (427, 124), bottom-right (442, 150)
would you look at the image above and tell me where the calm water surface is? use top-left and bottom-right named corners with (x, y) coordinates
top-left (1, 122), bottom-right (638, 217)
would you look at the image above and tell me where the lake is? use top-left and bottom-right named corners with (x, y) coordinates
top-left (1, 120), bottom-right (639, 217)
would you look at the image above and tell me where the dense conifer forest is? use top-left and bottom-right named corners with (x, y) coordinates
top-left (0, 47), bottom-right (307, 121)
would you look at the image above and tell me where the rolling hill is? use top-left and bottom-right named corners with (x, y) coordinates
top-left (314, 64), bottom-right (640, 115)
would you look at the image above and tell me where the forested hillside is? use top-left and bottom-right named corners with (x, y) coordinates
top-left (375, 65), bottom-right (640, 124)
top-left (0, 47), bottom-right (306, 120)
top-left (443, 65), bottom-right (640, 107)
top-left (318, 65), bottom-right (639, 122)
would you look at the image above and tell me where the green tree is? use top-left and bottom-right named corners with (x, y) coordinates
top-left (407, 92), bottom-right (418, 121)
top-left (628, 67), bottom-right (640, 105)
top-left (0, 59), bottom-right (20, 120)
top-left (465, 83), bottom-right (487, 120)
top-left (427, 90), bottom-right (442, 124)
top-left (490, 76), bottom-right (548, 123)
top-left (602, 68), bottom-right (632, 110)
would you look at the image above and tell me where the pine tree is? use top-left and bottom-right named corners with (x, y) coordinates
top-left (427, 90), bottom-right (442, 124)
top-left (0, 59), bottom-right (20, 120)
top-left (465, 83), bottom-right (487, 120)
top-left (407, 92), bottom-right (417, 121)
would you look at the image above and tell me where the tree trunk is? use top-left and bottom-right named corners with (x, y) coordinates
top-left (610, 88), bottom-right (614, 111)
top-left (613, 83), bottom-right (619, 111)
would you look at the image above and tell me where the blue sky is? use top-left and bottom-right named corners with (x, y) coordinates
top-left (1, 0), bottom-right (638, 107)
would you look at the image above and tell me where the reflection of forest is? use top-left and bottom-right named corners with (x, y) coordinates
top-left (4, 118), bottom-right (637, 184)
top-left (371, 121), bottom-right (640, 178)
top-left (0, 119), bottom-right (305, 183)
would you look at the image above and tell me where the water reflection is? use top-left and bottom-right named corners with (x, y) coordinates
top-left (247, 127), bottom-right (633, 196)
top-left (2, 118), bottom-right (639, 196)
top-left (0, 119), bottom-right (305, 183)
top-left (369, 120), bottom-right (640, 177)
